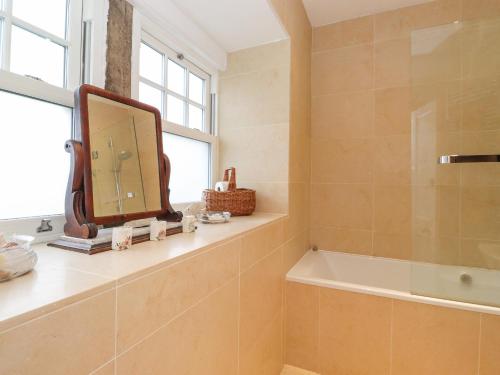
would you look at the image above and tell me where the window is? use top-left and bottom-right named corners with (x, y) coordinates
top-left (137, 31), bottom-right (216, 204)
top-left (0, 0), bottom-right (83, 236)
top-left (0, 0), bottom-right (82, 88)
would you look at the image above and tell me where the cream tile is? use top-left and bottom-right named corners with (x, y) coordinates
top-left (218, 66), bottom-right (290, 128)
top-left (373, 232), bottom-right (412, 260)
top-left (221, 40), bottom-right (290, 78)
top-left (116, 280), bottom-right (239, 375)
top-left (312, 44), bottom-right (373, 95)
top-left (480, 313), bottom-right (500, 375)
top-left (285, 282), bottom-right (319, 372)
top-left (463, 0), bottom-right (500, 21)
top-left (412, 235), bottom-right (460, 265)
top-left (282, 230), bottom-right (309, 273)
top-left (411, 22), bottom-right (462, 85)
top-left (319, 289), bottom-right (392, 375)
top-left (219, 123), bottom-right (289, 182)
top-left (239, 249), bottom-right (283, 361)
top-left (460, 238), bottom-right (500, 270)
top-left (281, 365), bottom-right (320, 375)
top-left (375, 87), bottom-right (411, 136)
top-left (313, 16), bottom-right (374, 52)
top-left (241, 219), bottom-right (285, 272)
top-left (461, 186), bottom-right (500, 240)
top-left (392, 300), bottom-right (480, 375)
top-left (310, 183), bottom-right (373, 230)
top-left (374, 0), bottom-right (462, 42)
top-left (374, 185), bottom-right (411, 235)
top-left (374, 38), bottom-right (410, 89)
top-left (311, 138), bottom-right (373, 184)
top-left (373, 135), bottom-right (411, 185)
top-left (310, 226), bottom-right (373, 255)
top-left (116, 238), bottom-right (240, 353)
top-left (236, 181), bottom-right (288, 214)
top-left (461, 78), bottom-right (500, 132)
top-left (239, 310), bottom-right (283, 375)
top-left (0, 290), bottom-right (115, 375)
top-left (311, 90), bottom-right (374, 139)
top-left (90, 361), bottom-right (115, 375)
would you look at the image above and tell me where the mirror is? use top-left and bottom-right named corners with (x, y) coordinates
top-left (87, 94), bottom-right (162, 217)
top-left (56, 84), bottom-right (182, 245)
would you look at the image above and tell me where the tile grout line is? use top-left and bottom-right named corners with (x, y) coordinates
top-left (477, 314), bottom-right (482, 375)
top-left (115, 273), bottom-right (240, 360)
top-left (370, 18), bottom-right (376, 257)
top-left (389, 299), bottom-right (394, 375)
top-left (114, 280), bottom-right (118, 375)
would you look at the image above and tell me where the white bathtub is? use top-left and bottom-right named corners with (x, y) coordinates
top-left (287, 250), bottom-right (500, 315)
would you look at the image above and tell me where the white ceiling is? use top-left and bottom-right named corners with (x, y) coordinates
top-left (302, 0), bottom-right (434, 26)
top-left (132, 0), bottom-right (287, 71)
top-left (170, 0), bottom-right (287, 53)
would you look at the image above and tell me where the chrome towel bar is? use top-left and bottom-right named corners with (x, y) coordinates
top-left (438, 154), bottom-right (500, 164)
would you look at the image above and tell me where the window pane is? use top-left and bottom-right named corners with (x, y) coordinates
top-left (188, 105), bottom-right (203, 131)
top-left (10, 26), bottom-right (65, 87)
top-left (162, 133), bottom-right (209, 203)
top-left (139, 42), bottom-right (163, 85)
top-left (0, 91), bottom-right (71, 219)
top-left (189, 73), bottom-right (204, 104)
top-left (12, 0), bottom-right (67, 39)
top-left (139, 82), bottom-right (163, 114)
top-left (167, 95), bottom-right (185, 125)
top-left (167, 59), bottom-right (186, 95)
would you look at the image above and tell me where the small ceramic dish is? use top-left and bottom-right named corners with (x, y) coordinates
top-left (197, 211), bottom-right (231, 224)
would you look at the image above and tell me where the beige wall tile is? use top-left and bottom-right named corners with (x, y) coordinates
top-left (310, 226), bottom-right (373, 255)
top-left (221, 40), bottom-right (290, 78)
top-left (0, 290), bottom-right (115, 375)
top-left (282, 230), bottom-right (309, 273)
top-left (374, 0), bottom-right (462, 42)
top-left (373, 135), bottom-right (411, 185)
top-left (313, 16), bottom-right (373, 52)
top-left (311, 138), bottom-right (373, 183)
top-left (392, 300), bottom-right (480, 375)
top-left (462, 0), bottom-right (500, 20)
top-left (461, 186), bottom-right (500, 240)
top-left (116, 280), bottom-right (239, 375)
top-left (375, 87), bottom-right (411, 136)
top-left (240, 310), bottom-right (283, 375)
top-left (480, 313), bottom-right (500, 375)
top-left (116, 238), bottom-right (240, 353)
top-left (90, 361), bottom-right (115, 375)
top-left (373, 232), bottom-right (412, 260)
top-left (310, 183), bottom-right (373, 230)
top-left (460, 238), bottom-right (500, 270)
top-left (218, 66), bottom-right (290, 128)
top-left (319, 289), bottom-right (392, 375)
top-left (461, 78), bottom-right (500, 132)
top-left (237, 181), bottom-right (289, 214)
top-left (311, 90), bottom-right (374, 140)
top-left (413, 235), bottom-right (460, 265)
top-left (411, 23), bottom-right (462, 85)
top-left (374, 38), bottom-right (410, 89)
top-left (374, 185), bottom-right (411, 234)
top-left (219, 123), bottom-right (289, 182)
top-left (312, 44), bottom-right (373, 95)
top-left (285, 282), bottom-right (319, 372)
top-left (239, 249), bottom-right (283, 360)
top-left (241, 220), bottom-right (285, 272)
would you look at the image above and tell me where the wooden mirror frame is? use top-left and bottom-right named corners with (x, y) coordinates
top-left (64, 84), bottom-right (182, 239)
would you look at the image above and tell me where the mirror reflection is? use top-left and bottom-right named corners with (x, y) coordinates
top-left (87, 94), bottom-right (162, 217)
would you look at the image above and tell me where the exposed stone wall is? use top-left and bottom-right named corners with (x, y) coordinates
top-left (105, 0), bottom-right (133, 97)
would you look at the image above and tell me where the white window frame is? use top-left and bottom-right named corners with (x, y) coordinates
top-left (132, 13), bottom-right (219, 205)
top-left (0, 0), bottom-right (107, 242)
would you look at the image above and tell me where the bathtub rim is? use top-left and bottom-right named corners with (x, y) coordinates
top-left (287, 250), bottom-right (500, 316)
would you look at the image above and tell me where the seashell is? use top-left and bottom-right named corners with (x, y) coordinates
top-left (0, 235), bottom-right (37, 282)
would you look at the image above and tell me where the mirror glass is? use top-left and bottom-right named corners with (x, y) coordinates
top-left (87, 94), bottom-right (162, 217)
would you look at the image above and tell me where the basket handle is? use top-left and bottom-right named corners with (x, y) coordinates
top-left (223, 168), bottom-right (237, 191)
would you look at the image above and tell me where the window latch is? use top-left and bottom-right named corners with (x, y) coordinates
top-left (37, 219), bottom-right (53, 233)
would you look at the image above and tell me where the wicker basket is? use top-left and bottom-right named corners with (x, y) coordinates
top-left (202, 168), bottom-right (256, 216)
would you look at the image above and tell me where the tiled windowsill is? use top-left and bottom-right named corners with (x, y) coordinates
top-left (0, 213), bottom-right (285, 333)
